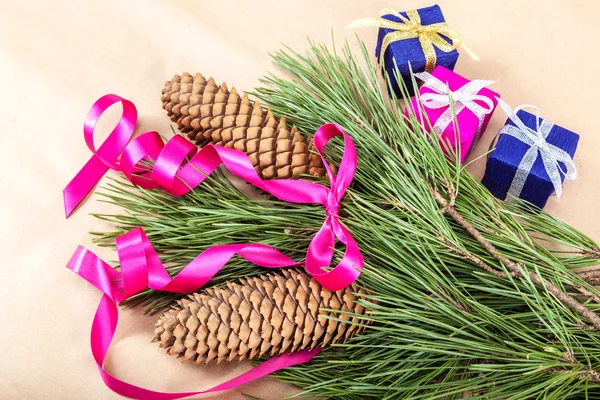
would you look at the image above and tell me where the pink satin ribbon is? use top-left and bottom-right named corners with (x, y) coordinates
top-left (67, 228), bottom-right (322, 399)
top-left (64, 94), bottom-right (363, 398)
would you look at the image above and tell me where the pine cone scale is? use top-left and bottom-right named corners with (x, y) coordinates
top-left (162, 73), bottom-right (327, 179)
top-left (155, 269), bottom-right (368, 364)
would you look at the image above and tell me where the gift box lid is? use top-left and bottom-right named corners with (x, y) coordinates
top-left (374, 5), bottom-right (459, 74)
top-left (421, 66), bottom-right (499, 107)
top-left (410, 66), bottom-right (499, 162)
top-left (490, 110), bottom-right (579, 186)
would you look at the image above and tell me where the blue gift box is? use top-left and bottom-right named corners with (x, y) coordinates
top-left (482, 110), bottom-right (579, 210)
top-left (375, 4), bottom-right (459, 99)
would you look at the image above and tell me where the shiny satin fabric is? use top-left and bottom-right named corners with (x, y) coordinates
top-left (64, 94), bottom-right (363, 398)
top-left (67, 229), bottom-right (322, 400)
top-left (346, 7), bottom-right (477, 72)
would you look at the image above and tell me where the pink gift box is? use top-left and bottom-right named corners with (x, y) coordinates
top-left (405, 66), bottom-right (500, 163)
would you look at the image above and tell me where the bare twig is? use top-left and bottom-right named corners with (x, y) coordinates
top-left (431, 184), bottom-right (600, 331)
top-left (583, 247), bottom-right (600, 259)
top-left (437, 234), bottom-right (516, 279)
top-left (576, 321), bottom-right (597, 331)
top-left (574, 268), bottom-right (600, 288)
top-left (584, 278), bottom-right (600, 285)
top-left (571, 285), bottom-right (600, 305)
top-left (548, 350), bottom-right (600, 383)
top-left (576, 268), bottom-right (600, 281)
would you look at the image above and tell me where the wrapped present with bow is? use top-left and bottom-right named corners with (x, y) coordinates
top-left (482, 100), bottom-right (579, 210)
top-left (347, 5), bottom-right (478, 98)
top-left (405, 66), bottom-right (499, 163)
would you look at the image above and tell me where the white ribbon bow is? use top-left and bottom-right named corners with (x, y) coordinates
top-left (414, 72), bottom-right (495, 146)
top-left (496, 99), bottom-right (577, 200)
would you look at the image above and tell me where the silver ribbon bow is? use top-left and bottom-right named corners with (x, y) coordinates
top-left (414, 71), bottom-right (494, 146)
top-left (496, 99), bottom-right (577, 200)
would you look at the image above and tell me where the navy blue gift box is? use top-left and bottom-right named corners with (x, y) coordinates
top-left (482, 110), bottom-right (579, 210)
top-left (375, 5), bottom-right (459, 98)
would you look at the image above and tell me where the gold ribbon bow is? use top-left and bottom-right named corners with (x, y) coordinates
top-left (347, 8), bottom-right (478, 72)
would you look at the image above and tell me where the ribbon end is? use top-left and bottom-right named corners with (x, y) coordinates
top-left (555, 187), bottom-right (563, 202)
top-left (345, 18), bottom-right (376, 29)
top-left (461, 43), bottom-right (480, 62)
top-left (64, 190), bottom-right (76, 218)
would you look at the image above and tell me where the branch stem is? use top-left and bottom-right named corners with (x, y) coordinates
top-left (438, 235), bottom-right (514, 279)
top-left (586, 247), bottom-right (600, 259)
top-left (432, 186), bottom-right (600, 331)
top-left (577, 268), bottom-right (600, 281)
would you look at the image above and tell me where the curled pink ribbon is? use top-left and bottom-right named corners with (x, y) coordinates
top-left (67, 228), bottom-right (322, 399)
top-left (64, 94), bottom-right (363, 398)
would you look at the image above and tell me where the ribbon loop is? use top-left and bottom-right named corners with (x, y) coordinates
top-left (119, 131), bottom-right (164, 189)
top-left (415, 71), bottom-right (494, 139)
top-left (65, 97), bottom-right (363, 291)
top-left (65, 95), bottom-right (365, 399)
top-left (496, 99), bottom-right (577, 200)
top-left (346, 8), bottom-right (478, 72)
top-left (67, 231), bottom-right (322, 400)
top-left (63, 94), bottom-right (138, 217)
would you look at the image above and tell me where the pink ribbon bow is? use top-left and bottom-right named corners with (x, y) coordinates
top-left (64, 94), bottom-right (363, 398)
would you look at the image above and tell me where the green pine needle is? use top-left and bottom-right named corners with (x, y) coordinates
top-left (92, 38), bottom-right (600, 399)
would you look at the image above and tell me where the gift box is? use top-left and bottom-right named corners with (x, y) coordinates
top-left (374, 5), bottom-right (459, 98)
top-left (482, 107), bottom-right (579, 210)
top-left (405, 66), bottom-right (499, 163)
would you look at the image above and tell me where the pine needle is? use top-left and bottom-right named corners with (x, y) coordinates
top-left (92, 38), bottom-right (600, 399)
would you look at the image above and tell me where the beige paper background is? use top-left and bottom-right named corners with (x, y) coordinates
top-left (1, 0), bottom-right (599, 399)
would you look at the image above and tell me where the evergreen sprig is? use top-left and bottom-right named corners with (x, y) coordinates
top-left (93, 38), bottom-right (600, 399)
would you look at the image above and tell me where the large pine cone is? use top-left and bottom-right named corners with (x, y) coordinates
top-left (161, 72), bottom-right (326, 180)
top-left (154, 269), bottom-right (368, 364)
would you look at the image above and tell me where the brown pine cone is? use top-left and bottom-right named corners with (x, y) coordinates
top-left (154, 269), bottom-right (368, 364)
top-left (161, 72), bottom-right (327, 180)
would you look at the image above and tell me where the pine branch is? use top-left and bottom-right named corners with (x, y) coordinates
top-left (431, 181), bottom-right (600, 331)
top-left (549, 350), bottom-right (600, 383)
top-left (92, 38), bottom-right (600, 398)
top-left (250, 38), bottom-right (600, 398)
